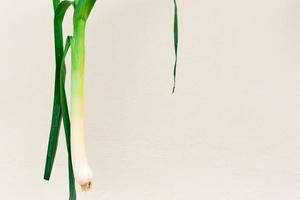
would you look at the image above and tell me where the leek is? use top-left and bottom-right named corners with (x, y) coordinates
top-left (44, 0), bottom-right (179, 199)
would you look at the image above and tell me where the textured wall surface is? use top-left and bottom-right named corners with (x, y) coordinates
top-left (1, 0), bottom-right (300, 199)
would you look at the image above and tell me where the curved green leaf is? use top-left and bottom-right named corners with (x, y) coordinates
top-left (44, 0), bottom-right (74, 181)
top-left (60, 36), bottom-right (76, 200)
top-left (53, 0), bottom-right (60, 11)
top-left (172, 0), bottom-right (178, 94)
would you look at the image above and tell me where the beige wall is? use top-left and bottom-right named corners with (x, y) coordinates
top-left (1, 0), bottom-right (300, 199)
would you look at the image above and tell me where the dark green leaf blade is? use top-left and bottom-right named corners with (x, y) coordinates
top-left (60, 36), bottom-right (76, 200)
top-left (172, 0), bottom-right (179, 94)
top-left (53, 0), bottom-right (60, 11)
top-left (44, 0), bottom-right (74, 181)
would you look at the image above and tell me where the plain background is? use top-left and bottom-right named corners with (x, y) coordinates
top-left (1, 0), bottom-right (300, 199)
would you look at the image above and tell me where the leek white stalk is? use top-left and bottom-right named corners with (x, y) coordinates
top-left (71, 19), bottom-right (93, 191)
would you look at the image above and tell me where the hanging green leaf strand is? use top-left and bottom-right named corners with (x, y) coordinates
top-left (172, 0), bottom-right (179, 93)
top-left (60, 36), bottom-right (76, 200)
top-left (44, 0), bottom-right (74, 181)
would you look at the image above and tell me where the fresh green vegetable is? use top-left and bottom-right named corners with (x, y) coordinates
top-left (70, 0), bottom-right (96, 191)
top-left (44, 0), bottom-right (179, 199)
top-left (44, 0), bottom-right (96, 198)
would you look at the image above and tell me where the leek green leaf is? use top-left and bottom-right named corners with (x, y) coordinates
top-left (44, 0), bottom-right (74, 181)
top-left (172, 0), bottom-right (178, 94)
top-left (60, 36), bottom-right (76, 200)
top-left (74, 0), bottom-right (96, 21)
top-left (53, 0), bottom-right (60, 11)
